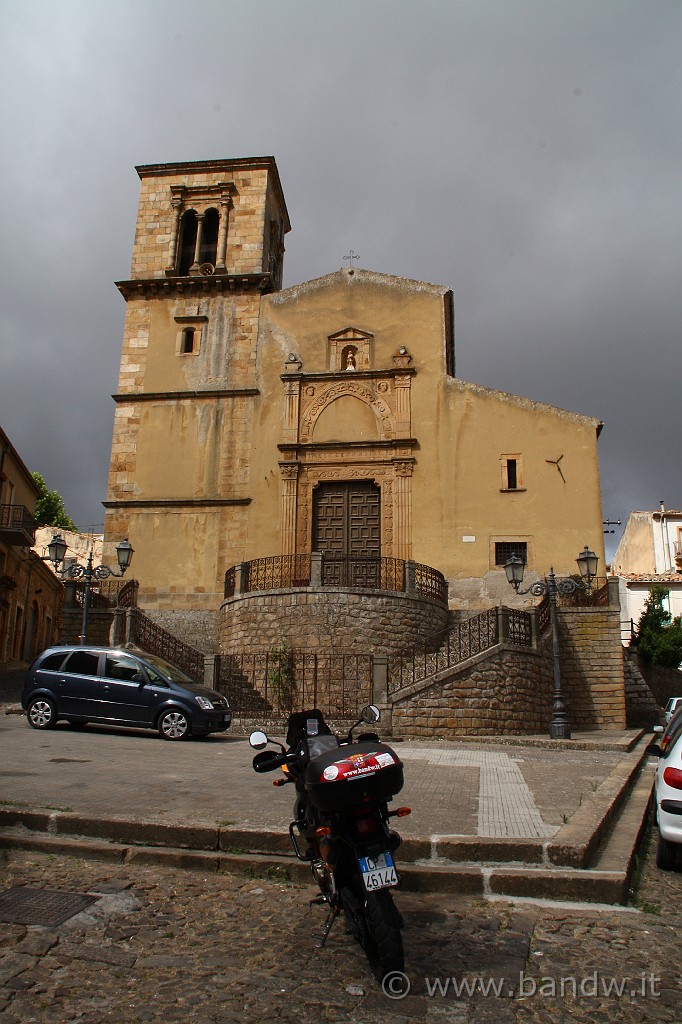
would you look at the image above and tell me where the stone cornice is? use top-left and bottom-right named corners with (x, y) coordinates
top-left (277, 439), bottom-right (418, 454)
top-left (102, 498), bottom-right (252, 510)
top-left (280, 368), bottom-right (416, 383)
top-left (113, 389), bottom-right (259, 403)
top-left (116, 274), bottom-right (275, 300)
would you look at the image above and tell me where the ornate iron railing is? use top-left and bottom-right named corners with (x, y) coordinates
top-left (507, 606), bottom-right (533, 646)
top-left (414, 561), bottom-right (448, 603)
top-left (388, 606), bottom-right (534, 694)
top-left (556, 577), bottom-right (610, 607)
top-left (224, 565), bottom-right (236, 599)
top-left (224, 553), bottom-right (447, 604)
top-left (0, 503), bottom-right (37, 533)
top-left (245, 554), bottom-right (312, 592)
top-left (320, 554), bottom-right (405, 590)
top-left (215, 649), bottom-right (373, 719)
top-left (128, 608), bottom-right (205, 681)
top-left (68, 578), bottom-right (138, 610)
top-left (117, 579), bottom-right (139, 608)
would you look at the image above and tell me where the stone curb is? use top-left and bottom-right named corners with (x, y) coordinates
top-left (0, 747), bottom-right (654, 904)
top-left (546, 733), bottom-right (652, 868)
top-left (0, 735), bottom-right (651, 868)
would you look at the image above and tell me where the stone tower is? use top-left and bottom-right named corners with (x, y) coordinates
top-left (104, 158), bottom-right (290, 608)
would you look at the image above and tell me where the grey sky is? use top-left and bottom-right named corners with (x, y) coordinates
top-left (1, 0), bottom-right (680, 560)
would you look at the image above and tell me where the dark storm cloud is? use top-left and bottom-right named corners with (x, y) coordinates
top-left (1, 0), bottom-right (680, 557)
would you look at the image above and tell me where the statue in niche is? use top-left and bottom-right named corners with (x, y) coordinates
top-left (344, 349), bottom-right (357, 371)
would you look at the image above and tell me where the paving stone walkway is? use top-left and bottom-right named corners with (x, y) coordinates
top-left (0, 714), bottom-right (628, 841)
top-left (400, 749), bottom-right (557, 839)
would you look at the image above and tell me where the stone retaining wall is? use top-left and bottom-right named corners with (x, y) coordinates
top-left (220, 588), bottom-right (449, 655)
top-left (142, 609), bottom-right (219, 654)
top-left (557, 606), bottom-right (626, 729)
top-left (389, 605), bottom-right (627, 738)
top-left (629, 652), bottom-right (682, 707)
top-left (60, 609), bottom-right (114, 647)
top-left (391, 637), bottom-right (553, 737)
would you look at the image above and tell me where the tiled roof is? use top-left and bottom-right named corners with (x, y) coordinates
top-left (620, 571), bottom-right (682, 584)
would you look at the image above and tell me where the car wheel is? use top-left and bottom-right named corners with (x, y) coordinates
top-left (656, 832), bottom-right (678, 871)
top-left (158, 709), bottom-right (191, 741)
top-left (27, 697), bottom-right (57, 730)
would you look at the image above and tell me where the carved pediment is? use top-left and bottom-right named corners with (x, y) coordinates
top-left (328, 326), bottom-right (373, 343)
top-left (328, 326), bottom-right (374, 371)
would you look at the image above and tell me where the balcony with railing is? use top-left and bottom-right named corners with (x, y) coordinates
top-left (224, 552), bottom-right (448, 605)
top-left (0, 504), bottom-right (37, 547)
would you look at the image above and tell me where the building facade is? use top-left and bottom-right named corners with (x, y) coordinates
top-left (612, 505), bottom-right (682, 631)
top-left (0, 427), bottom-right (63, 664)
top-left (104, 158), bottom-right (606, 613)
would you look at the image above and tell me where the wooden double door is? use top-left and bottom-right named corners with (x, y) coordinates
top-left (313, 481), bottom-right (380, 585)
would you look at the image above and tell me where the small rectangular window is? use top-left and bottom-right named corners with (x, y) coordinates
top-left (500, 455), bottom-right (523, 491)
top-left (495, 541), bottom-right (527, 566)
top-left (174, 316), bottom-right (206, 356)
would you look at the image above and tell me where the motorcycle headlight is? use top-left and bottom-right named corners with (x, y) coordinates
top-left (195, 696), bottom-right (213, 710)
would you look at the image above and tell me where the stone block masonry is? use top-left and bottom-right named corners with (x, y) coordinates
top-left (391, 638), bottom-right (554, 737)
top-left (219, 587), bottom-right (626, 735)
top-left (557, 607), bottom-right (627, 729)
top-left (220, 588), bottom-right (449, 655)
top-left (390, 605), bottom-right (627, 738)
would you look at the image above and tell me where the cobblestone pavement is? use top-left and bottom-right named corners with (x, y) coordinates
top-left (0, 827), bottom-right (680, 1024)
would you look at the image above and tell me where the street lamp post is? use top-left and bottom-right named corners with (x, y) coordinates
top-left (504, 546), bottom-right (599, 740)
top-left (46, 535), bottom-right (134, 644)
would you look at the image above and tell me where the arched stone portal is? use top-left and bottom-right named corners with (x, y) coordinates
top-left (278, 361), bottom-right (416, 560)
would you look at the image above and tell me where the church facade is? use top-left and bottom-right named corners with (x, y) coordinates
top-left (104, 157), bottom-right (606, 613)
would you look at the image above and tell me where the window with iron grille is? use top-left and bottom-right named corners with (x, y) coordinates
top-left (495, 541), bottom-right (527, 566)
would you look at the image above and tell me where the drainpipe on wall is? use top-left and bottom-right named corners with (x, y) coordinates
top-left (659, 500), bottom-right (672, 573)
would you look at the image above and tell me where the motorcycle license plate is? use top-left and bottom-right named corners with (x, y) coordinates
top-left (358, 851), bottom-right (398, 892)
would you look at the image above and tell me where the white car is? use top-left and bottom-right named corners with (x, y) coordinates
top-left (664, 697), bottom-right (682, 724)
top-left (649, 710), bottom-right (682, 870)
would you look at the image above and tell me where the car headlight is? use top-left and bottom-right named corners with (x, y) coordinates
top-left (195, 696), bottom-right (213, 710)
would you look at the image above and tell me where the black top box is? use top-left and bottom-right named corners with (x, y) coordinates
top-left (304, 740), bottom-right (404, 812)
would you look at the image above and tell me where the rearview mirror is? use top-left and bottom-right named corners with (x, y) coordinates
top-left (361, 704), bottom-right (380, 725)
top-left (249, 730), bottom-right (268, 750)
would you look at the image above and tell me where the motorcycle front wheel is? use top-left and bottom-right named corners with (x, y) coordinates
top-left (342, 884), bottom-right (404, 980)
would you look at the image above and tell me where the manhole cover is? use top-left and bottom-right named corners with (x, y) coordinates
top-left (0, 887), bottom-right (99, 926)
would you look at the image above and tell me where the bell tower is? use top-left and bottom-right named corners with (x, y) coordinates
top-left (104, 158), bottom-right (290, 608)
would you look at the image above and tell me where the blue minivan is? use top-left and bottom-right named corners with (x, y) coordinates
top-left (22, 646), bottom-right (231, 740)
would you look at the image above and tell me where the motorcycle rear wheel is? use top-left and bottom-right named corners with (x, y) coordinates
top-left (342, 885), bottom-right (404, 980)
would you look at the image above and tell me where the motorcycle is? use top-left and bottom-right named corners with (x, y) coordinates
top-left (249, 704), bottom-right (410, 980)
